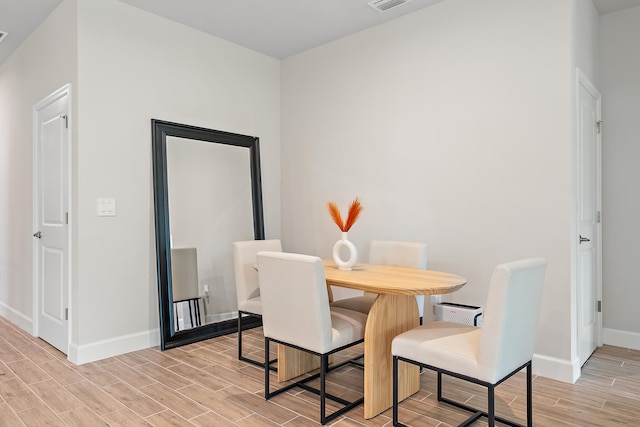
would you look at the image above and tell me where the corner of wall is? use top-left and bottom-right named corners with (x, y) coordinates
top-left (533, 353), bottom-right (581, 384)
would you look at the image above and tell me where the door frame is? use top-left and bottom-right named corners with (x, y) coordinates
top-left (575, 68), bottom-right (603, 362)
top-left (32, 83), bottom-right (72, 353)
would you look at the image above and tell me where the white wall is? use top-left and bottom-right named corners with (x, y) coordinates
top-left (73, 0), bottom-right (280, 363)
top-left (282, 0), bottom-right (575, 380)
top-left (0, 0), bottom-right (77, 331)
top-left (573, 0), bottom-right (600, 85)
top-left (600, 5), bottom-right (640, 348)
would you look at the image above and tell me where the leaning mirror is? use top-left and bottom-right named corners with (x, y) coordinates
top-left (151, 119), bottom-right (264, 350)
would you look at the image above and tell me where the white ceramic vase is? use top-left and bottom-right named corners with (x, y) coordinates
top-left (332, 232), bottom-right (357, 271)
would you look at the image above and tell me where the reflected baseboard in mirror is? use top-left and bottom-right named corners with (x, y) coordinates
top-left (152, 119), bottom-right (265, 350)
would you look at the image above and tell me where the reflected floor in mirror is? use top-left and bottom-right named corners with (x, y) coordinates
top-left (1, 315), bottom-right (640, 426)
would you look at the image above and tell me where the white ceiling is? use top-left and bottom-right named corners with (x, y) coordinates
top-left (592, 0), bottom-right (640, 14)
top-left (116, 0), bottom-right (446, 59)
top-left (1, 0), bottom-right (640, 66)
top-left (0, 0), bottom-right (62, 66)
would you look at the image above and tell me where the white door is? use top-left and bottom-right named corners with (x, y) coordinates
top-left (576, 71), bottom-right (602, 366)
top-left (33, 85), bottom-right (71, 354)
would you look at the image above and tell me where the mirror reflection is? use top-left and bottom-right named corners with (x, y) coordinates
top-left (151, 119), bottom-right (264, 350)
top-left (166, 137), bottom-right (255, 331)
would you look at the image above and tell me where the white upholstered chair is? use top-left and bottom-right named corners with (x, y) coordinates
top-left (392, 258), bottom-right (547, 427)
top-left (257, 251), bottom-right (368, 425)
top-left (171, 248), bottom-right (201, 330)
top-left (232, 239), bottom-right (282, 368)
top-left (331, 240), bottom-right (428, 323)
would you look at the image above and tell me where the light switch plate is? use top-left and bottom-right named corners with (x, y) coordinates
top-left (97, 198), bottom-right (116, 216)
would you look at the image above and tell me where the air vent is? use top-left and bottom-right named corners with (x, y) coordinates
top-left (0, 32), bottom-right (8, 44)
top-left (368, 0), bottom-right (411, 12)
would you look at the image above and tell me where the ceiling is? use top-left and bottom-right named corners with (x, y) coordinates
top-left (116, 0), bottom-right (446, 59)
top-left (592, 0), bottom-right (640, 14)
top-left (1, 0), bottom-right (640, 66)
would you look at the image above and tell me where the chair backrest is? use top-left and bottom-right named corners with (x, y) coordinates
top-left (257, 251), bottom-right (333, 354)
top-left (171, 248), bottom-right (199, 301)
top-left (369, 240), bottom-right (427, 269)
top-left (477, 258), bottom-right (547, 382)
top-left (368, 241), bottom-right (428, 304)
top-left (232, 239), bottom-right (282, 310)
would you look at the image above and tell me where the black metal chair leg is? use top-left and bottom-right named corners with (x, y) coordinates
top-left (320, 354), bottom-right (327, 425)
top-left (187, 301), bottom-right (194, 328)
top-left (194, 298), bottom-right (201, 326)
top-left (488, 384), bottom-right (495, 427)
top-left (527, 363), bottom-right (533, 427)
top-left (238, 314), bottom-right (244, 360)
top-left (264, 336), bottom-right (270, 398)
top-left (263, 339), bottom-right (364, 425)
top-left (396, 357), bottom-right (532, 427)
top-left (174, 302), bottom-right (180, 331)
top-left (239, 312), bottom-right (277, 371)
top-left (393, 356), bottom-right (400, 426)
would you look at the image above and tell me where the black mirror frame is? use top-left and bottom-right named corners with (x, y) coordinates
top-left (151, 119), bottom-right (265, 350)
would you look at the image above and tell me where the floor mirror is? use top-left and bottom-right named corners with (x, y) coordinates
top-left (151, 119), bottom-right (264, 350)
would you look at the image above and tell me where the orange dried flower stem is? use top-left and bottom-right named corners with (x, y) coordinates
top-left (328, 202), bottom-right (344, 231)
top-left (327, 198), bottom-right (363, 232)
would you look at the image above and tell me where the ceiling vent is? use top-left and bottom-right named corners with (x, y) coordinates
top-left (0, 32), bottom-right (8, 44)
top-left (368, 0), bottom-right (412, 12)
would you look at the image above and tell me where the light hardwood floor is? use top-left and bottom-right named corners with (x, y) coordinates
top-left (1, 315), bottom-right (639, 426)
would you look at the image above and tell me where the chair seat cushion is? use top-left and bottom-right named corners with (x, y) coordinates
top-left (330, 307), bottom-right (368, 349)
top-left (392, 321), bottom-right (482, 379)
top-left (330, 295), bottom-right (376, 314)
top-left (238, 296), bottom-right (262, 315)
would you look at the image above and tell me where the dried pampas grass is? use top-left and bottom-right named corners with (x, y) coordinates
top-left (327, 198), bottom-right (363, 232)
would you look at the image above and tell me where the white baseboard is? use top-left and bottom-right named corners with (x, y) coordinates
top-left (0, 302), bottom-right (33, 335)
top-left (603, 328), bottom-right (640, 351)
top-left (532, 353), bottom-right (580, 384)
top-left (532, 329), bottom-right (640, 383)
top-left (206, 311), bottom-right (238, 324)
top-left (68, 328), bottom-right (161, 365)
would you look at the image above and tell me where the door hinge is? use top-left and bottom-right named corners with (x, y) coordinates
top-left (60, 115), bottom-right (68, 129)
top-left (596, 211), bottom-right (601, 223)
top-left (597, 300), bottom-right (602, 313)
top-left (64, 308), bottom-right (69, 320)
top-left (596, 120), bottom-right (603, 134)
top-left (65, 212), bottom-right (69, 224)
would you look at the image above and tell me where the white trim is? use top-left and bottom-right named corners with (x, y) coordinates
top-left (205, 311), bottom-right (237, 324)
top-left (603, 328), bottom-right (640, 351)
top-left (0, 302), bottom-right (33, 334)
top-left (533, 353), bottom-right (581, 384)
top-left (68, 328), bottom-right (161, 365)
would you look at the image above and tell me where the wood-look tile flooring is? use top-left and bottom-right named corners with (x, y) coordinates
top-left (1, 316), bottom-right (640, 426)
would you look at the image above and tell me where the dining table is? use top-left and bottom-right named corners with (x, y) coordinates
top-left (276, 259), bottom-right (467, 419)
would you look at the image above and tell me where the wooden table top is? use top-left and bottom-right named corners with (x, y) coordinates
top-left (322, 260), bottom-right (467, 296)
